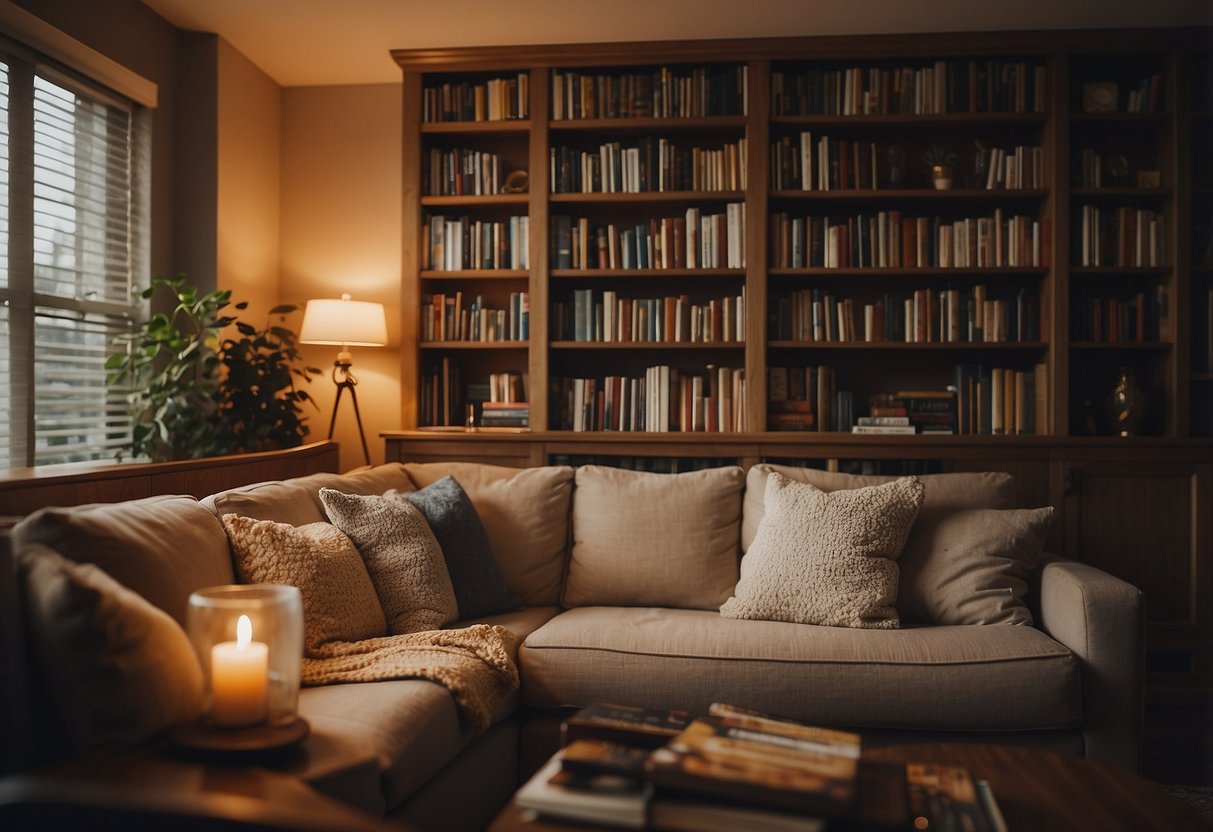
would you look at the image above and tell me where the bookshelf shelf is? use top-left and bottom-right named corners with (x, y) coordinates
top-left (1070, 341), bottom-right (1172, 350)
top-left (768, 266), bottom-right (1048, 278)
top-left (1069, 112), bottom-right (1172, 125)
top-left (1069, 266), bottom-right (1171, 277)
top-left (768, 341), bottom-right (1048, 350)
top-left (769, 188), bottom-right (1049, 203)
top-left (421, 120), bottom-right (531, 134)
top-left (550, 268), bottom-right (744, 279)
top-left (420, 269), bottom-right (529, 280)
top-left (771, 113), bottom-right (1048, 129)
top-left (420, 194), bottom-right (530, 207)
top-left (419, 342), bottom-right (528, 350)
top-left (1069, 187), bottom-right (1172, 199)
top-left (549, 116), bottom-right (748, 132)
top-left (550, 341), bottom-right (744, 350)
top-left (549, 191), bottom-right (745, 204)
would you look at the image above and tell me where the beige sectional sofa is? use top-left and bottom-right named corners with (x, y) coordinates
top-left (1, 459), bottom-right (1144, 831)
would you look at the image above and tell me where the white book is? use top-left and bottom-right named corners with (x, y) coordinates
top-left (515, 754), bottom-right (649, 830)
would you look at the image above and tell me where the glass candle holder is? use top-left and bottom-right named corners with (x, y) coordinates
top-left (187, 584), bottom-right (303, 728)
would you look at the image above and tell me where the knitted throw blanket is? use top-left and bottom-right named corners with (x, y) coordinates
top-left (301, 623), bottom-right (518, 732)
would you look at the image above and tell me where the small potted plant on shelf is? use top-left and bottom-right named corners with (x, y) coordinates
top-left (923, 144), bottom-right (959, 190)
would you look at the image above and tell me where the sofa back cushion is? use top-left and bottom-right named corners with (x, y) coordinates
top-left (404, 462), bottom-right (573, 606)
top-left (204, 463), bottom-right (415, 527)
top-left (563, 465), bottom-right (744, 610)
top-left (743, 465), bottom-right (1022, 624)
top-left (11, 495), bottom-right (233, 625)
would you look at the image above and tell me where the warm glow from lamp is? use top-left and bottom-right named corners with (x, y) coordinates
top-left (298, 293), bottom-right (388, 349)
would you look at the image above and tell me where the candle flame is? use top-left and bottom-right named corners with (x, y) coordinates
top-left (236, 614), bottom-right (252, 649)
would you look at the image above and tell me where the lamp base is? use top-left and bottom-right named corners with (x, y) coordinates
top-left (169, 716), bottom-right (309, 756)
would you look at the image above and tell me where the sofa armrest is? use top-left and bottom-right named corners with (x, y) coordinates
top-left (1035, 558), bottom-right (1144, 772)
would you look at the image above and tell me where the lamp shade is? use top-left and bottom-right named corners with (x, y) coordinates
top-left (298, 294), bottom-right (388, 347)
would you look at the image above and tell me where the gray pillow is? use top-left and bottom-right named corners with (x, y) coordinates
top-left (391, 476), bottom-right (520, 619)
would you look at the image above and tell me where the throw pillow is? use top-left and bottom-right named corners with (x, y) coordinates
top-left (390, 476), bottom-right (520, 619)
top-left (220, 515), bottom-right (386, 652)
top-left (721, 473), bottom-right (924, 629)
top-left (899, 506), bottom-right (1056, 625)
top-left (319, 488), bottom-right (459, 633)
top-left (563, 465), bottom-right (744, 610)
top-left (19, 543), bottom-right (206, 755)
top-left (404, 462), bottom-right (574, 606)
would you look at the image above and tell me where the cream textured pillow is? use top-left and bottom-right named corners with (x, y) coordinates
top-left (721, 473), bottom-right (924, 629)
top-left (319, 489), bottom-right (458, 633)
top-left (899, 507), bottom-right (1055, 625)
top-left (19, 543), bottom-right (205, 755)
top-left (563, 465), bottom-right (744, 610)
top-left (220, 515), bottom-right (386, 652)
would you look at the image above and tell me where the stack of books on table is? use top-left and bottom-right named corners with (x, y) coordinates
top-left (515, 702), bottom-right (1006, 832)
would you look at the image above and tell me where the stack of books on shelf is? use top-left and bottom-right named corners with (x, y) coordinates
top-left (767, 365), bottom-right (836, 432)
top-left (770, 285), bottom-right (1039, 344)
top-left (550, 137), bottom-right (747, 194)
top-left (423, 147), bottom-right (503, 196)
top-left (556, 365), bottom-right (746, 433)
top-left (770, 59), bottom-right (1046, 116)
top-left (421, 74), bottom-right (529, 123)
top-left (478, 401), bottom-right (529, 429)
top-left (555, 289), bottom-right (745, 343)
top-left (515, 702), bottom-right (1007, 832)
top-left (857, 391), bottom-right (958, 435)
top-left (422, 291), bottom-right (529, 342)
top-left (769, 209), bottom-right (1047, 269)
top-left (553, 208), bottom-right (746, 270)
top-left (551, 65), bottom-right (749, 120)
top-left (423, 215), bottom-right (530, 271)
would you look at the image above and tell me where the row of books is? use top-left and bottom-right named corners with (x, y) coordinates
top-left (766, 365), bottom-right (838, 432)
top-left (770, 134), bottom-right (1044, 192)
top-left (953, 363), bottom-right (1048, 435)
top-left (419, 357), bottom-right (462, 427)
top-left (551, 66), bottom-right (749, 120)
top-left (422, 214), bottom-right (529, 271)
top-left (549, 137), bottom-right (747, 194)
top-left (770, 60), bottom-right (1047, 116)
top-left (1073, 148), bottom-right (1150, 190)
top-left (421, 292), bottom-right (529, 342)
top-left (554, 289), bottom-right (745, 344)
top-left (1123, 73), bottom-right (1166, 114)
top-left (421, 75), bottom-right (529, 123)
top-left (1072, 290), bottom-right (1167, 342)
top-left (554, 365), bottom-right (747, 433)
top-left (769, 210), bottom-right (1047, 269)
top-left (517, 702), bottom-right (1006, 832)
top-left (769, 285), bottom-right (1041, 344)
top-left (552, 207), bottom-right (747, 270)
top-left (423, 147), bottom-right (505, 197)
top-left (1075, 205), bottom-right (1166, 267)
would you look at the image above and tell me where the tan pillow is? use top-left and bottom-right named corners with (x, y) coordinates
top-left (206, 464), bottom-right (415, 527)
top-left (19, 543), bottom-right (205, 754)
top-left (563, 465), bottom-right (744, 610)
top-left (220, 515), bottom-right (386, 652)
top-left (405, 462), bottom-right (574, 606)
top-left (319, 488), bottom-right (458, 633)
top-left (12, 495), bottom-right (234, 625)
top-left (900, 507), bottom-right (1055, 625)
top-left (742, 465), bottom-right (1014, 551)
top-left (721, 473), bottom-right (924, 629)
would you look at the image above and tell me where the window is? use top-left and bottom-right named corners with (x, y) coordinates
top-left (0, 45), bottom-right (148, 467)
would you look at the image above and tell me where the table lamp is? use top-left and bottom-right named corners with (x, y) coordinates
top-left (299, 293), bottom-right (388, 465)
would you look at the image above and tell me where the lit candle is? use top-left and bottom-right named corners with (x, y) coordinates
top-left (210, 614), bottom-right (268, 727)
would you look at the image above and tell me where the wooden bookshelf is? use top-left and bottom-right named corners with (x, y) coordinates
top-left (392, 27), bottom-right (1213, 696)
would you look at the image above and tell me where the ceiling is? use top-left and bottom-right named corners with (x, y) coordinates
top-left (139, 0), bottom-right (1210, 88)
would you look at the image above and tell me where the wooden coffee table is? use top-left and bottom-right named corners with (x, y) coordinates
top-left (490, 742), bottom-right (1206, 831)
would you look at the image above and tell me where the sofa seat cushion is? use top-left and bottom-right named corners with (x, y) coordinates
top-left (520, 607), bottom-right (1080, 733)
top-left (298, 679), bottom-right (475, 811)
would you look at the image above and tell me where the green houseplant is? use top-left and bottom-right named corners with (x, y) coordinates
top-left (106, 273), bottom-right (319, 462)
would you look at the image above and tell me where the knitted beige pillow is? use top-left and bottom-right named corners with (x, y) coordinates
top-left (721, 472), bottom-right (924, 629)
top-left (221, 515), bottom-right (387, 652)
top-left (319, 489), bottom-right (458, 634)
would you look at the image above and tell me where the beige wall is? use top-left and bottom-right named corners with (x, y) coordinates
top-left (216, 37), bottom-right (281, 322)
top-left (280, 84), bottom-right (402, 471)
